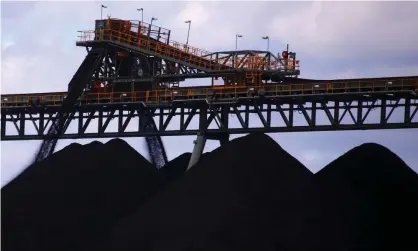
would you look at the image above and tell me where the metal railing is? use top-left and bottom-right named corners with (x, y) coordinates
top-left (2, 79), bottom-right (417, 107)
top-left (77, 29), bottom-right (299, 72)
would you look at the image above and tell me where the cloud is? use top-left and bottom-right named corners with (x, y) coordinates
top-left (0, 1), bottom-right (37, 20)
top-left (1, 39), bottom-right (15, 52)
top-left (175, 2), bottom-right (210, 29)
top-left (268, 1), bottom-right (418, 59)
top-left (328, 63), bottom-right (418, 79)
top-left (1, 50), bottom-right (84, 94)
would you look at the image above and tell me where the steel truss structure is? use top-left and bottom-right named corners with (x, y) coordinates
top-left (78, 18), bottom-right (300, 88)
top-left (6, 17), bottom-right (300, 166)
top-left (87, 42), bottom-right (208, 89)
top-left (2, 92), bottom-right (417, 141)
top-left (201, 50), bottom-right (300, 81)
top-left (1, 16), bottom-right (417, 169)
top-left (83, 43), bottom-right (296, 89)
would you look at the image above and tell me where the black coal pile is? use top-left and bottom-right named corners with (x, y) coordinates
top-left (303, 143), bottom-right (418, 251)
top-left (1, 139), bottom-right (165, 251)
top-left (82, 133), bottom-right (313, 251)
top-left (3, 134), bottom-right (418, 251)
top-left (159, 152), bottom-right (191, 181)
top-left (159, 152), bottom-right (211, 182)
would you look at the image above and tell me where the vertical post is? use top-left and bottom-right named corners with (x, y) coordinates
top-left (180, 108), bottom-right (185, 130)
top-left (381, 99), bottom-right (387, 124)
top-left (78, 110), bottom-right (84, 136)
top-left (19, 111), bottom-right (25, 137)
top-left (289, 103), bottom-right (294, 127)
top-left (404, 98), bottom-right (411, 124)
top-left (140, 8), bottom-right (144, 23)
top-left (185, 20), bottom-right (191, 45)
top-left (235, 34), bottom-right (242, 68)
top-left (98, 109), bottom-right (103, 134)
top-left (39, 110), bottom-right (44, 136)
top-left (187, 22), bottom-right (190, 44)
top-left (137, 8), bottom-right (144, 33)
top-left (151, 17), bottom-right (157, 27)
top-left (262, 36), bottom-right (269, 51)
top-left (334, 101), bottom-right (340, 125)
top-left (311, 102), bottom-right (317, 127)
top-left (357, 100), bottom-right (363, 125)
top-left (147, 24), bottom-right (151, 38)
top-left (267, 38), bottom-right (269, 52)
top-left (1, 111), bottom-right (6, 138)
top-left (221, 105), bottom-right (230, 131)
top-left (244, 104), bottom-right (249, 128)
top-left (101, 5), bottom-right (107, 20)
top-left (157, 27), bottom-right (161, 42)
top-left (150, 17), bottom-right (157, 43)
top-left (166, 30), bottom-right (171, 45)
top-left (267, 103), bottom-right (271, 127)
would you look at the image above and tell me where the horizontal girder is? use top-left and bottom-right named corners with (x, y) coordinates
top-left (1, 93), bottom-right (417, 141)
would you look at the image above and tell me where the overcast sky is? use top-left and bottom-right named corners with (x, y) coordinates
top-left (1, 1), bottom-right (418, 186)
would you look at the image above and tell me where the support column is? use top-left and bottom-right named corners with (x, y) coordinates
top-left (187, 133), bottom-right (207, 171)
top-left (188, 105), bottom-right (208, 170)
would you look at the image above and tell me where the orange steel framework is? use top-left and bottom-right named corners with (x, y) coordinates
top-left (2, 77), bottom-right (418, 107)
top-left (75, 18), bottom-right (300, 93)
top-left (78, 28), bottom-right (299, 72)
top-left (77, 19), bottom-right (300, 73)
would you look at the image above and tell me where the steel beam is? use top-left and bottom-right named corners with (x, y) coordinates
top-left (1, 95), bottom-right (417, 141)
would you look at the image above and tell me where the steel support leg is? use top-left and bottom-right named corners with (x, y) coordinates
top-left (187, 134), bottom-right (206, 171)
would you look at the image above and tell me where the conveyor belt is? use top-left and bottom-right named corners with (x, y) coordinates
top-left (2, 76), bottom-right (417, 108)
top-left (76, 26), bottom-right (298, 76)
top-left (78, 30), bottom-right (228, 73)
top-left (34, 48), bottom-right (105, 163)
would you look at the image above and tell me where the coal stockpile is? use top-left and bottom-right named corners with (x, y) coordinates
top-left (83, 133), bottom-right (314, 251)
top-left (1, 139), bottom-right (165, 251)
top-left (2, 134), bottom-right (418, 251)
top-left (159, 152), bottom-right (210, 182)
top-left (303, 143), bottom-right (418, 251)
top-left (159, 152), bottom-right (191, 181)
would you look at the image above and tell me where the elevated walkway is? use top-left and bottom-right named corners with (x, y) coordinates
top-left (76, 19), bottom-right (299, 77)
